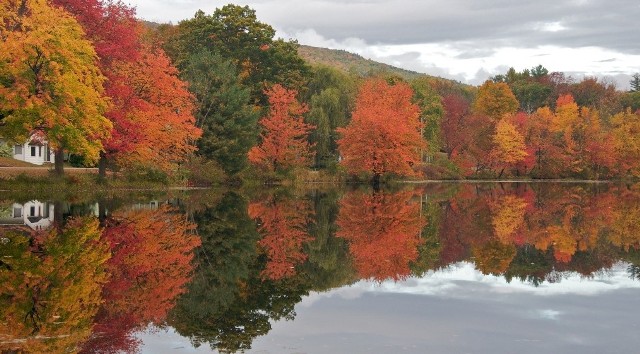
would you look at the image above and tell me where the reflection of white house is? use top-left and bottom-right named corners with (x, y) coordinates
top-left (0, 201), bottom-right (54, 230)
top-left (11, 131), bottom-right (55, 165)
top-left (129, 201), bottom-right (161, 211)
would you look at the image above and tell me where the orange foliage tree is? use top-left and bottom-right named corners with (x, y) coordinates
top-left (84, 206), bottom-right (200, 353)
top-left (248, 196), bottom-right (313, 280)
top-left (248, 84), bottom-right (315, 172)
top-left (336, 189), bottom-right (424, 281)
top-left (337, 78), bottom-right (425, 183)
top-left (107, 45), bottom-right (201, 173)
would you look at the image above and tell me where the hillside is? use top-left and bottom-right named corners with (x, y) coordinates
top-left (298, 45), bottom-right (431, 81)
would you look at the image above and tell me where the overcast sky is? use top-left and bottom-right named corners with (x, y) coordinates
top-left (126, 0), bottom-right (640, 88)
top-left (138, 262), bottom-right (640, 353)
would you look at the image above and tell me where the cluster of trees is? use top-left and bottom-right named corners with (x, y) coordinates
top-left (0, 0), bottom-right (201, 176)
top-left (440, 70), bottom-right (640, 179)
top-left (0, 204), bottom-right (199, 353)
top-left (4, 1), bottom-right (639, 182)
top-left (4, 182), bottom-right (640, 352)
top-left (170, 183), bottom-right (640, 352)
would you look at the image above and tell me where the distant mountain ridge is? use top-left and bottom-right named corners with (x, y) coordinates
top-left (297, 45), bottom-right (430, 80)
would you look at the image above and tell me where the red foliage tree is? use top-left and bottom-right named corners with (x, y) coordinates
top-left (52, 0), bottom-right (200, 175)
top-left (248, 196), bottom-right (313, 280)
top-left (337, 78), bottom-right (425, 183)
top-left (248, 84), bottom-right (315, 172)
top-left (441, 94), bottom-right (472, 159)
top-left (82, 206), bottom-right (200, 353)
top-left (108, 45), bottom-right (201, 172)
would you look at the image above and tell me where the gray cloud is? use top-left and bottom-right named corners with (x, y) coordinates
top-left (244, 0), bottom-right (640, 54)
top-left (129, 0), bottom-right (639, 85)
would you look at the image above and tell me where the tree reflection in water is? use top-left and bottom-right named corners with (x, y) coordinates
top-left (2, 183), bottom-right (640, 352)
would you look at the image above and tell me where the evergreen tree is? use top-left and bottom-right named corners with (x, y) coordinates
top-left (630, 73), bottom-right (640, 92)
top-left (183, 50), bottom-right (259, 175)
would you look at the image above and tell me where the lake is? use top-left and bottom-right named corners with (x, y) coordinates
top-left (1, 183), bottom-right (640, 353)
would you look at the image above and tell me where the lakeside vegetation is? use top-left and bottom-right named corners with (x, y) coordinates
top-left (2, 1), bottom-right (640, 188)
top-left (3, 182), bottom-right (640, 352)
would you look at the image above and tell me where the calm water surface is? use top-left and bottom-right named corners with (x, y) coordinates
top-left (2, 183), bottom-right (640, 353)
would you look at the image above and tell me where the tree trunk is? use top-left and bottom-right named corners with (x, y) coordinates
top-left (98, 153), bottom-right (107, 180)
top-left (54, 148), bottom-right (64, 176)
top-left (372, 173), bottom-right (381, 191)
top-left (53, 200), bottom-right (64, 232)
top-left (98, 199), bottom-right (107, 225)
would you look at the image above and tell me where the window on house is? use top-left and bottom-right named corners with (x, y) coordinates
top-left (13, 207), bottom-right (22, 218)
top-left (14, 145), bottom-right (22, 155)
top-left (30, 206), bottom-right (36, 216)
top-left (30, 146), bottom-right (36, 157)
top-left (38, 146), bottom-right (42, 157)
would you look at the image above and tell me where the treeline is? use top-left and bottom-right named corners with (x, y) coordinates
top-left (2, 1), bottom-right (640, 182)
top-left (4, 183), bottom-right (640, 352)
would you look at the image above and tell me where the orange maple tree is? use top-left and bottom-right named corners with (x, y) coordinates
top-left (337, 78), bottom-right (425, 183)
top-left (107, 44), bottom-right (201, 172)
top-left (248, 84), bottom-right (315, 172)
top-left (336, 189), bottom-right (424, 281)
top-left (84, 206), bottom-right (200, 353)
top-left (248, 196), bottom-right (313, 280)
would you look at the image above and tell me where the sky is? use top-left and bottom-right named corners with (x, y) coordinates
top-left (137, 262), bottom-right (640, 353)
top-left (126, 0), bottom-right (640, 88)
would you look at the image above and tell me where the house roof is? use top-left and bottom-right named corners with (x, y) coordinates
top-left (27, 130), bottom-right (47, 146)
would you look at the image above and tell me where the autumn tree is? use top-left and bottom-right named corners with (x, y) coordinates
top-left (473, 81), bottom-right (519, 120)
top-left (441, 94), bottom-right (472, 159)
top-left (611, 109), bottom-right (640, 176)
top-left (248, 195), bottom-right (313, 280)
top-left (248, 84), bottom-right (315, 172)
top-left (492, 117), bottom-right (528, 177)
top-left (52, 1), bottom-right (201, 177)
top-left (51, 0), bottom-right (139, 64)
top-left (0, 0), bottom-right (112, 175)
top-left (336, 189), bottom-right (424, 281)
top-left (0, 218), bottom-right (110, 353)
top-left (527, 106), bottom-right (567, 177)
top-left (569, 76), bottom-right (620, 114)
top-left (106, 44), bottom-right (201, 174)
top-left (338, 78), bottom-right (425, 184)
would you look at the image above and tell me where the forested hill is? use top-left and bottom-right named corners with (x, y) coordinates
top-left (298, 45), bottom-right (426, 80)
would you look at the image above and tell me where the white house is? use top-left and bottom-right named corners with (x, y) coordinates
top-left (10, 131), bottom-right (55, 165)
top-left (0, 200), bottom-right (55, 230)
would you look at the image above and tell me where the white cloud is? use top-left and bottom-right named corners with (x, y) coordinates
top-left (126, 1), bottom-right (639, 88)
top-left (301, 261), bottom-right (640, 305)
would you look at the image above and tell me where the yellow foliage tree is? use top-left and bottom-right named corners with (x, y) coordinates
top-left (0, 0), bottom-right (111, 175)
top-left (473, 81), bottom-right (519, 121)
top-left (491, 195), bottom-right (528, 243)
top-left (492, 118), bottom-right (527, 176)
top-left (611, 109), bottom-right (640, 176)
top-left (0, 217), bottom-right (110, 353)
